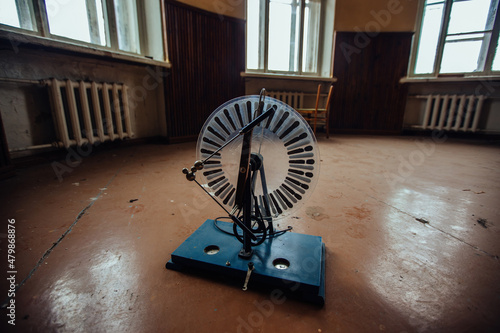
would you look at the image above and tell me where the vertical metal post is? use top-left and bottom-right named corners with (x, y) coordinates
top-left (242, 168), bottom-right (253, 257)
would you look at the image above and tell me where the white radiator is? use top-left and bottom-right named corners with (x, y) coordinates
top-left (47, 78), bottom-right (134, 148)
top-left (266, 91), bottom-right (305, 109)
top-left (412, 94), bottom-right (486, 132)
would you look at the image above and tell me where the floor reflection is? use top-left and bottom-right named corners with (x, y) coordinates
top-left (48, 249), bottom-right (141, 331)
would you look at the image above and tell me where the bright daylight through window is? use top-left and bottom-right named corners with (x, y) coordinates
top-left (411, 0), bottom-right (500, 76)
top-left (45, 0), bottom-right (107, 46)
top-left (0, 0), bottom-right (36, 31)
top-left (0, 0), bottom-right (160, 60)
top-left (247, 0), bottom-right (322, 75)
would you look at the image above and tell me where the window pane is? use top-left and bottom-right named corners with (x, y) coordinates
top-left (84, 0), bottom-right (107, 46)
top-left (440, 40), bottom-right (482, 73)
top-left (46, 0), bottom-right (105, 46)
top-left (46, 0), bottom-right (92, 43)
top-left (246, 0), bottom-right (262, 70)
top-left (302, 0), bottom-right (320, 73)
top-left (0, 0), bottom-right (35, 31)
top-left (448, 0), bottom-right (492, 34)
top-left (268, 0), bottom-right (300, 71)
top-left (414, 2), bottom-right (444, 74)
top-left (95, 0), bottom-right (106, 45)
top-left (0, 0), bottom-right (20, 28)
top-left (115, 0), bottom-right (140, 54)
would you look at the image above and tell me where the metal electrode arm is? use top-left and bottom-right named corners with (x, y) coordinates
top-left (182, 108), bottom-right (273, 183)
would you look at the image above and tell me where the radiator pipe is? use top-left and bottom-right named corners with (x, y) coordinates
top-left (0, 77), bottom-right (43, 85)
top-left (9, 143), bottom-right (60, 152)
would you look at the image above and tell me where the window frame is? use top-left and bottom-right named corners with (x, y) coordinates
top-left (246, 0), bottom-right (325, 77)
top-left (409, 0), bottom-right (500, 78)
top-left (0, 0), bottom-right (169, 66)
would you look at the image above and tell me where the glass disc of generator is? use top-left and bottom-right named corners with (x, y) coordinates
top-left (196, 95), bottom-right (320, 220)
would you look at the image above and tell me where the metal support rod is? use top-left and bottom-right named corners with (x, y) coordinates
top-left (258, 164), bottom-right (274, 234)
top-left (241, 168), bottom-right (253, 256)
top-left (255, 88), bottom-right (266, 118)
top-left (234, 124), bottom-right (254, 210)
top-left (200, 131), bottom-right (241, 164)
top-left (193, 179), bottom-right (257, 240)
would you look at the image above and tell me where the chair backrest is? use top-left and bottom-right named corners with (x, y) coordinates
top-left (314, 84), bottom-right (334, 112)
top-left (311, 84), bottom-right (334, 137)
top-left (324, 85), bottom-right (334, 114)
top-left (314, 84), bottom-right (322, 112)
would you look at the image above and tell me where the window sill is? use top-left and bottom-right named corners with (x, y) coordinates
top-left (0, 29), bottom-right (171, 68)
top-left (400, 75), bottom-right (500, 84)
top-left (241, 71), bottom-right (337, 82)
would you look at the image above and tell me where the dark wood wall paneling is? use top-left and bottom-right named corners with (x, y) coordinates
top-left (164, 1), bottom-right (245, 141)
top-left (331, 32), bottom-right (413, 134)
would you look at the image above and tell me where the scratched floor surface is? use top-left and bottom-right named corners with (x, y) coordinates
top-left (0, 135), bottom-right (499, 332)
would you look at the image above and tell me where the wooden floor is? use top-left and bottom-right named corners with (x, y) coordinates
top-left (1, 134), bottom-right (499, 332)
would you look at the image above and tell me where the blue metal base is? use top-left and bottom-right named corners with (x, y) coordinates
top-left (166, 219), bottom-right (326, 305)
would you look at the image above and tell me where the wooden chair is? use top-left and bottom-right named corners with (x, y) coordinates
top-left (297, 84), bottom-right (334, 138)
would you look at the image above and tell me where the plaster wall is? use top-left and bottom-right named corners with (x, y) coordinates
top-left (0, 42), bottom-right (167, 155)
top-left (334, 0), bottom-right (419, 32)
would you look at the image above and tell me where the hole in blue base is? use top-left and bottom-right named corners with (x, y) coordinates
top-left (204, 245), bottom-right (220, 255)
top-left (273, 258), bottom-right (290, 269)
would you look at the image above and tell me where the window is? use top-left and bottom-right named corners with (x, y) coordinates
top-left (114, 0), bottom-right (140, 53)
top-left (0, 0), bottom-right (164, 62)
top-left (246, 0), bottom-right (324, 76)
top-left (410, 0), bottom-right (500, 77)
top-left (0, 0), bottom-right (36, 31)
top-left (46, 0), bottom-right (107, 46)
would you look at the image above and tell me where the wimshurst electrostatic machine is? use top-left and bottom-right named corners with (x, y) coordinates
top-left (166, 89), bottom-right (326, 305)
